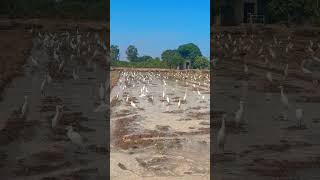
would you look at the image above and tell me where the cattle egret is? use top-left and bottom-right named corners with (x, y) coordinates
top-left (130, 101), bottom-right (137, 108)
top-left (217, 114), bottom-right (226, 152)
top-left (21, 96), bottom-right (28, 118)
top-left (40, 77), bottom-right (47, 95)
top-left (72, 68), bottom-right (79, 80)
top-left (244, 64), bottom-right (249, 74)
top-left (296, 108), bottom-right (303, 128)
top-left (52, 105), bottom-right (62, 128)
top-left (99, 83), bottom-right (105, 101)
top-left (266, 71), bottom-right (273, 82)
top-left (279, 86), bottom-right (289, 108)
top-left (235, 101), bottom-right (244, 126)
top-left (46, 72), bottom-right (52, 84)
top-left (66, 126), bottom-right (84, 147)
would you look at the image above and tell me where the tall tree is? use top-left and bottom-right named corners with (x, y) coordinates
top-left (110, 45), bottom-right (120, 61)
top-left (126, 45), bottom-right (138, 62)
top-left (177, 43), bottom-right (202, 63)
top-left (161, 49), bottom-right (184, 69)
top-left (193, 56), bottom-right (209, 69)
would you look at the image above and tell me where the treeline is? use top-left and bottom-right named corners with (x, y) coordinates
top-left (0, 0), bottom-right (106, 20)
top-left (110, 43), bottom-right (209, 69)
top-left (267, 0), bottom-right (320, 25)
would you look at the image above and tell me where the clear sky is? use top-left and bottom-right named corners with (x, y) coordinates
top-left (111, 0), bottom-right (210, 60)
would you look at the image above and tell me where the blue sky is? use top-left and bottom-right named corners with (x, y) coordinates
top-left (111, 0), bottom-right (210, 60)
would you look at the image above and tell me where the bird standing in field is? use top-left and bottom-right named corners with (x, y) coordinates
top-left (266, 71), bottom-right (273, 83)
top-left (244, 64), bottom-right (249, 74)
top-left (72, 68), bottom-right (79, 80)
top-left (235, 101), bottom-right (244, 127)
top-left (130, 101), bottom-right (137, 108)
top-left (46, 72), bottom-right (52, 84)
top-left (296, 108), bottom-right (303, 128)
top-left (66, 126), bottom-right (84, 148)
top-left (99, 83), bottom-right (105, 101)
top-left (279, 85), bottom-right (289, 120)
top-left (217, 114), bottom-right (226, 152)
top-left (52, 105), bottom-right (63, 128)
top-left (20, 96), bottom-right (28, 118)
top-left (183, 89), bottom-right (187, 101)
top-left (40, 77), bottom-right (47, 96)
top-left (279, 85), bottom-right (289, 108)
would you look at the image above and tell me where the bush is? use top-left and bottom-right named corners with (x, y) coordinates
top-left (111, 59), bottom-right (170, 69)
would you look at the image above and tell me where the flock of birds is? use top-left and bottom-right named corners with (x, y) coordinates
top-left (20, 28), bottom-right (108, 149)
top-left (112, 70), bottom-right (209, 114)
top-left (214, 32), bottom-right (320, 153)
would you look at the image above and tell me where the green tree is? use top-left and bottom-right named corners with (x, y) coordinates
top-left (172, 52), bottom-right (185, 69)
top-left (193, 56), bottom-right (209, 69)
top-left (161, 50), bottom-right (176, 68)
top-left (139, 55), bottom-right (153, 62)
top-left (154, 57), bottom-right (160, 61)
top-left (177, 43), bottom-right (202, 63)
top-left (126, 45), bottom-right (138, 62)
top-left (110, 45), bottom-right (120, 61)
top-left (267, 0), bottom-right (320, 25)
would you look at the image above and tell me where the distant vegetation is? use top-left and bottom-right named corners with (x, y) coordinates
top-left (110, 43), bottom-right (209, 69)
top-left (267, 0), bottom-right (320, 25)
top-left (0, 0), bottom-right (106, 20)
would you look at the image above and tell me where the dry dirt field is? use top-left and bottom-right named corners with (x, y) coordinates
top-left (212, 25), bottom-right (320, 180)
top-left (110, 68), bottom-right (210, 179)
top-left (0, 18), bottom-right (109, 180)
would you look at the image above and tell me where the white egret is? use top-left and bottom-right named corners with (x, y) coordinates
top-left (130, 101), bottom-right (137, 108)
top-left (235, 101), bottom-right (244, 126)
top-left (66, 126), bottom-right (84, 147)
top-left (244, 64), bottom-right (249, 74)
top-left (99, 83), bottom-right (105, 101)
top-left (217, 114), bottom-right (226, 152)
top-left (46, 72), bottom-right (52, 84)
top-left (296, 108), bottom-right (303, 128)
top-left (52, 105), bottom-right (62, 128)
top-left (72, 68), bottom-right (79, 80)
top-left (266, 71), bottom-right (273, 82)
top-left (279, 85), bottom-right (289, 108)
top-left (20, 96), bottom-right (28, 118)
